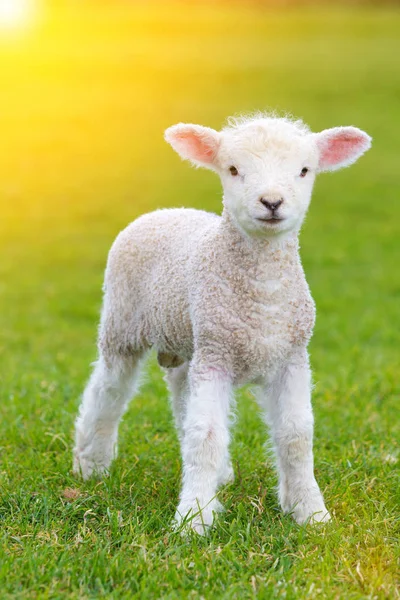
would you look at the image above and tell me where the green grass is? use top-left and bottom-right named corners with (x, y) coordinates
top-left (0, 3), bottom-right (399, 598)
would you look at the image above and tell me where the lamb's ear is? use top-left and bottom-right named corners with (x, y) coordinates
top-left (164, 123), bottom-right (220, 169)
top-left (315, 126), bottom-right (372, 172)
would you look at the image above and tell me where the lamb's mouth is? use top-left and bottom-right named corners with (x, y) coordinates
top-left (257, 217), bottom-right (284, 225)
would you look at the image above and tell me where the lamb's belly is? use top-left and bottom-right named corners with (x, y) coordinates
top-left (152, 298), bottom-right (194, 361)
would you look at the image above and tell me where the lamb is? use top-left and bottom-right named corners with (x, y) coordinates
top-left (73, 113), bottom-right (371, 533)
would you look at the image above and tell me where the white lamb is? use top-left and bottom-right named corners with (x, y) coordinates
top-left (73, 113), bottom-right (371, 533)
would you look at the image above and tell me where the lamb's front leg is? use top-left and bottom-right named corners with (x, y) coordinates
top-left (261, 349), bottom-right (330, 524)
top-left (175, 367), bottom-right (232, 534)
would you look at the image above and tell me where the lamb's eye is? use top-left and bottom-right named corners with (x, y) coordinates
top-left (229, 166), bottom-right (239, 176)
top-left (300, 167), bottom-right (309, 178)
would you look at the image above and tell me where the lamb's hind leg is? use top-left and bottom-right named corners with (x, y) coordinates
top-left (164, 362), bottom-right (189, 440)
top-left (165, 362), bottom-right (234, 487)
top-left (73, 352), bottom-right (144, 479)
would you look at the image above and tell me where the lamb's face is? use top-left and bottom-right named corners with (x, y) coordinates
top-left (165, 115), bottom-right (371, 239)
top-left (217, 125), bottom-right (318, 236)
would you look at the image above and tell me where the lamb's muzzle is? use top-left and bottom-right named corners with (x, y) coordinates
top-left (73, 112), bottom-right (372, 534)
top-left (259, 197), bottom-right (283, 211)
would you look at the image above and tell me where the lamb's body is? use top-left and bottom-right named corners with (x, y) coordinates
top-left (73, 113), bottom-right (371, 533)
top-left (100, 209), bottom-right (208, 365)
top-left (102, 208), bottom-right (314, 385)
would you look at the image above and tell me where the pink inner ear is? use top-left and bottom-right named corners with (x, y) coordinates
top-left (320, 132), bottom-right (366, 168)
top-left (175, 131), bottom-right (216, 163)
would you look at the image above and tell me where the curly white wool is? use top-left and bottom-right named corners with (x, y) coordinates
top-left (73, 113), bottom-right (371, 533)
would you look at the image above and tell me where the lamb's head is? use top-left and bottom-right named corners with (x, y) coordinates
top-left (165, 114), bottom-right (371, 238)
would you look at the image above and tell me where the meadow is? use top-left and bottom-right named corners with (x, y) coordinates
top-left (0, 3), bottom-right (399, 598)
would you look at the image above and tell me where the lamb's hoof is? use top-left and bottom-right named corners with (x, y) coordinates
top-left (281, 486), bottom-right (331, 525)
top-left (173, 499), bottom-right (223, 535)
top-left (308, 509), bottom-right (331, 524)
top-left (73, 451), bottom-right (111, 480)
top-left (291, 502), bottom-right (331, 525)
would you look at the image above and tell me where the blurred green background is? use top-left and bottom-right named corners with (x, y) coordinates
top-left (0, 2), bottom-right (399, 598)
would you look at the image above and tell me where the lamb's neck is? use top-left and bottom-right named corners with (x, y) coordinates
top-left (220, 209), bottom-right (300, 270)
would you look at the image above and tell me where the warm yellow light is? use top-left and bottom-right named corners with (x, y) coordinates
top-left (0, 0), bottom-right (33, 29)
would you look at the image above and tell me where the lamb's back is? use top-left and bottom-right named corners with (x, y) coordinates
top-left (101, 208), bottom-right (219, 357)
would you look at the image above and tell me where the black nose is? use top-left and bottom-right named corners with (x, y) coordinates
top-left (260, 198), bottom-right (283, 211)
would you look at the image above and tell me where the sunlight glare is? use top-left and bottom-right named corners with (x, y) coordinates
top-left (0, 0), bottom-right (34, 29)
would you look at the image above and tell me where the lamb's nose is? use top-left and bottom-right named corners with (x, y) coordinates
top-left (260, 198), bottom-right (283, 211)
